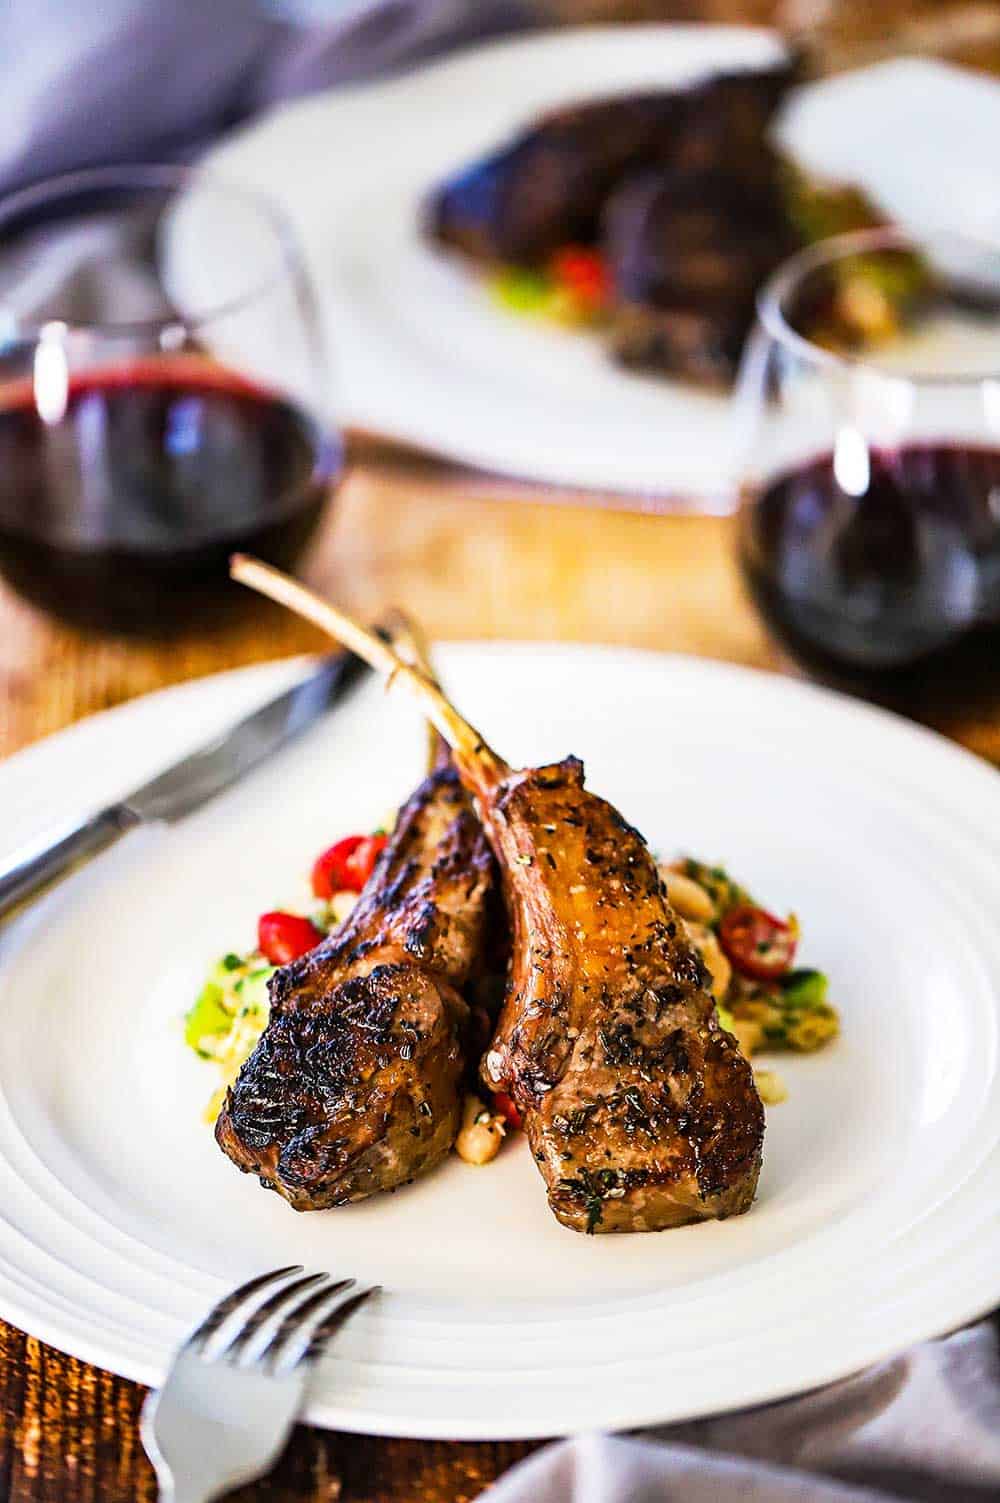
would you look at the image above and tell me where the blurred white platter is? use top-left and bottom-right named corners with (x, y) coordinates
top-left (201, 32), bottom-right (1000, 505)
top-left (1, 645), bottom-right (1000, 1436)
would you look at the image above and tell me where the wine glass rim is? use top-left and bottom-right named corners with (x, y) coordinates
top-left (757, 224), bottom-right (1000, 388)
top-left (0, 162), bottom-right (304, 340)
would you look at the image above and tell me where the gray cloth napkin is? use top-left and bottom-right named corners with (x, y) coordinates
top-left (4, 5), bottom-right (999, 1496)
top-left (0, 0), bottom-right (536, 200)
top-left (486, 1316), bottom-right (1000, 1501)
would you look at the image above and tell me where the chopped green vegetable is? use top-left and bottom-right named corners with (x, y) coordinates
top-left (239, 965), bottom-right (276, 1013)
top-left (206, 954), bottom-right (249, 990)
top-left (680, 858), bottom-right (753, 920)
top-left (184, 950), bottom-right (275, 1066)
top-left (716, 1003), bottom-right (736, 1035)
top-left (780, 969), bottom-right (829, 1008)
top-left (780, 161), bottom-right (884, 245)
top-left (184, 982), bottom-right (230, 1056)
top-left (489, 266), bottom-right (552, 315)
top-left (841, 251), bottom-right (931, 305)
top-left (779, 160), bottom-right (935, 350)
top-left (786, 1007), bottom-right (839, 1052)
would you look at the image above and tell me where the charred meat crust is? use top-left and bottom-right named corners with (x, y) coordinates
top-left (479, 758), bottom-right (764, 1234)
top-left (215, 962), bottom-right (466, 1208)
top-left (215, 765), bottom-right (496, 1209)
top-left (425, 65), bottom-right (797, 269)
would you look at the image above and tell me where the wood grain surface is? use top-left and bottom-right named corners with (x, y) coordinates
top-left (4, 6), bottom-right (1000, 1499)
top-left (3, 441), bottom-right (999, 1503)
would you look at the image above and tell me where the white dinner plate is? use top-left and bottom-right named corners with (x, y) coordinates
top-left (199, 34), bottom-right (1000, 504)
top-left (2, 645), bottom-right (1000, 1439)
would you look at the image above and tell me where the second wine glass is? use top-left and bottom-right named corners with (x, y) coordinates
top-left (735, 227), bottom-right (1000, 713)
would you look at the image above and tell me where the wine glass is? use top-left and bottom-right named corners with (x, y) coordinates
top-left (0, 164), bottom-right (339, 632)
top-left (734, 226), bottom-right (1000, 714)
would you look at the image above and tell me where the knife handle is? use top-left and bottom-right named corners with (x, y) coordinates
top-left (0, 805), bottom-right (141, 921)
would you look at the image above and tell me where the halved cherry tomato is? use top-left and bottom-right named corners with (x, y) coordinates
top-left (719, 904), bottom-right (798, 981)
top-left (493, 1092), bottom-right (523, 1130)
top-left (311, 835), bottom-right (366, 899)
top-left (311, 832), bottom-right (388, 898)
top-left (549, 245), bottom-right (613, 313)
top-left (342, 833), bottom-right (388, 892)
top-left (257, 911), bottom-right (323, 965)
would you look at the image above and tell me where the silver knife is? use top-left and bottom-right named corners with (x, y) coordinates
top-left (0, 649), bottom-right (371, 920)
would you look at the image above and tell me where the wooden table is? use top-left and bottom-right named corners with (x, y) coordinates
top-left (2, 436), bottom-right (998, 1502)
top-left (5, 1), bottom-right (1000, 1490)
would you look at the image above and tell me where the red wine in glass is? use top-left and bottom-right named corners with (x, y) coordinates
top-left (739, 443), bottom-right (1000, 709)
top-left (0, 165), bottom-right (337, 632)
top-left (0, 361), bottom-right (338, 631)
top-left (736, 227), bottom-right (1000, 714)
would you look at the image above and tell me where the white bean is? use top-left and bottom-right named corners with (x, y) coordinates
top-left (329, 890), bottom-right (359, 924)
top-left (684, 921), bottom-right (732, 1000)
top-left (658, 866), bottom-right (715, 923)
top-left (455, 1094), bottom-right (506, 1165)
top-left (754, 1068), bottom-right (788, 1106)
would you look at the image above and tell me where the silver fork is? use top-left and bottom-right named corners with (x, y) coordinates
top-left (141, 1266), bottom-right (377, 1503)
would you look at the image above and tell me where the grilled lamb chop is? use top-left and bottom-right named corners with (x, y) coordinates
top-left (424, 64), bottom-right (797, 269)
top-left (477, 757), bottom-right (763, 1232)
top-left (215, 705), bottom-right (495, 1211)
top-left (603, 159), bottom-right (798, 385)
top-left (231, 559), bottom-right (765, 1235)
top-left (423, 63), bottom-right (809, 387)
top-left (425, 92), bottom-right (682, 265)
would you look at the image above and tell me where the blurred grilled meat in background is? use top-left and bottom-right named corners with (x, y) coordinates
top-left (428, 0), bottom-right (1000, 388)
top-left (425, 57), bottom-right (900, 386)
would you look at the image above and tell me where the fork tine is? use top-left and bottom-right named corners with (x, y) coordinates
top-left (224, 1272), bottom-right (330, 1364)
top-left (262, 1276), bottom-right (356, 1370)
top-left (187, 1265), bottom-right (303, 1351)
top-left (294, 1284), bottom-right (379, 1371)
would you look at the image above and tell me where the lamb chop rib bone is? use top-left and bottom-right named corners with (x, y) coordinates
top-left (215, 604), bottom-right (494, 1209)
top-left (230, 557), bottom-right (764, 1235)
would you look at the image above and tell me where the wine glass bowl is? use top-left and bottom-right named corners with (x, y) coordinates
top-left (735, 227), bottom-right (1000, 713)
top-left (0, 166), bottom-right (339, 632)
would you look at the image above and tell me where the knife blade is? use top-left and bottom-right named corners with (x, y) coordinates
top-left (0, 648), bottom-right (371, 920)
top-left (121, 651), bottom-right (368, 823)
